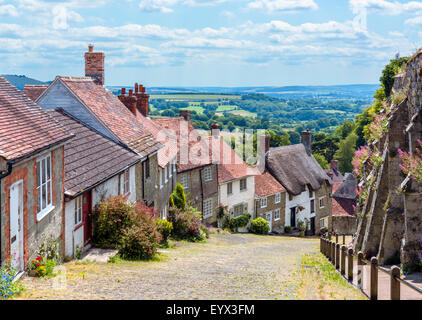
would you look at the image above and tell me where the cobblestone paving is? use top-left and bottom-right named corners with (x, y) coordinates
top-left (18, 234), bottom-right (322, 300)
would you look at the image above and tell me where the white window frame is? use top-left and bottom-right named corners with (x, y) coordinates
top-left (319, 197), bottom-right (325, 209)
top-left (159, 168), bottom-right (163, 189)
top-left (180, 174), bottom-right (188, 189)
top-left (320, 218), bottom-right (325, 229)
top-left (274, 209), bottom-right (280, 221)
top-left (275, 193), bottom-right (281, 204)
top-left (239, 178), bottom-right (247, 191)
top-left (227, 182), bottom-right (233, 195)
top-left (173, 161), bottom-right (176, 173)
top-left (74, 196), bottom-right (83, 227)
top-left (164, 165), bottom-right (168, 183)
top-left (204, 167), bottom-right (212, 182)
top-left (233, 204), bottom-right (244, 218)
top-left (261, 197), bottom-right (267, 208)
top-left (169, 162), bottom-right (173, 178)
top-left (203, 198), bottom-right (213, 219)
top-left (120, 169), bottom-right (130, 195)
top-left (36, 152), bottom-right (53, 221)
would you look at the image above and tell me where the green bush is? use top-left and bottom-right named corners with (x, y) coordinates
top-left (249, 217), bottom-right (270, 235)
top-left (0, 265), bottom-right (25, 300)
top-left (93, 196), bottom-right (162, 260)
top-left (229, 213), bottom-right (251, 232)
top-left (168, 207), bottom-right (206, 242)
top-left (284, 226), bottom-right (292, 233)
top-left (169, 183), bottom-right (187, 211)
top-left (157, 219), bottom-right (173, 245)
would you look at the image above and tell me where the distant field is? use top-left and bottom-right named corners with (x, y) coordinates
top-left (181, 106), bottom-right (205, 114)
top-left (229, 110), bottom-right (257, 118)
top-left (216, 105), bottom-right (239, 112)
top-left (150, 94), bottom-right (241, 101)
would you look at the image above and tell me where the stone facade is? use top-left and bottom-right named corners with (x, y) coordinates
top-left (315, 181), bottom-right (333, 234)
top-left (354, 49), bottom-right (422, 269)
top-left (1, 146), bottom-right (65, 270)
top-left (177, 164), bottom-right (219, 225)
top-left (255, 192), bottom-right (286, 233)
top-left (332, 216), bottom-right (357, 235)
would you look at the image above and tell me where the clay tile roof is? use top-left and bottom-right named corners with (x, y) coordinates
top-left (255, 170), bottom-right (285, 197)
top-left (23, 85), bottom-right (49, 102)
top-left (46, 109), bottom-right (141, 198)
top-left (58, 77), bottom-right (162, 157)
top-left (266, 144), bottom-right (332, 196)
top-left (332, 197), bottom-right (356, 217)
top-left (0, 76), bottom-right (72, 162)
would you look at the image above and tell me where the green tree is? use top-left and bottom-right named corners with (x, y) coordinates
top-left (169, 183), bottom-right (187, 211)
top-left (380, 56), bottom-right (408, 97)
top-left (334, 133), bottom-right (358, 174)
top-left (313, 153), bottom-right (329, 169)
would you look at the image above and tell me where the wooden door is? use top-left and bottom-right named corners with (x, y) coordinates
top-left (82, 191), bottom-right (92, 244)
top-left (290, 207), bottom-right (296, 228)
top-left (10, 181), bottom-right (24, 272)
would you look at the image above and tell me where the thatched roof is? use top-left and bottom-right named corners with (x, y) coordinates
top-left (266, 144), bottom-right (331, 196)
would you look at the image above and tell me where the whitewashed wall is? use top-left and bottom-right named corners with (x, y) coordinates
top-left (284, 186), bottom-right (315, 229)
top-left (219, 176), bottom-right (255, 218)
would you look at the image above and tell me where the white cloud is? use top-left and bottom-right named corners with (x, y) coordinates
top-left (139, 0), bottom-right (178, 13)
top-left (0, 4), bottom-right (19, 16)
top-left (350, 0), bottom-right (422, 15)
top-left (405, 15), bottom-right (422, 25)
top-left (248, 0), bottom-right (317, 13)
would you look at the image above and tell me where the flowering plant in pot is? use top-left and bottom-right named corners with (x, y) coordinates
top-left (28, 256), bottom-right (55, 277)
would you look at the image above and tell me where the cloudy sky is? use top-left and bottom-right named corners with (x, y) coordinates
top-left (0, 0), bottom-right (421, 86)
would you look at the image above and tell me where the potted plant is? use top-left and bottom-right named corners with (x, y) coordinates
top-left (284, 226), bottom-right (292, 234)
top-left (297, 219), bottom-right (306, 237)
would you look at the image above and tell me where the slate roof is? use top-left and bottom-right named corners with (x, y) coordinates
top-left (23, 85), bottom-right (49, 102)
top-left (0, 76), bottom-right (72, 162)
top-left (46, 109), bottom-right (141, 198)
top-left (56, 77), bottom-right (162, 157)
top-left (266, 144), bottom-right (332, 196)
top-left (255, 170), bottom-right (285, 197)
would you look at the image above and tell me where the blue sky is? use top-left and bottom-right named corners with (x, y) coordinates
top-left (0, 0), bottom-right (421, 86)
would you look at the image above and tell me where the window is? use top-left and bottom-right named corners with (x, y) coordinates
top-left (164, 165), bottom-right (168, 183)
top-left (288, 194), bottom-right (293, 201)
top-left (319, 197), bottom-right (325, 208)
top-left (169, 162), bottom-right (172, 178)
top-left (274, 209), bottom-right (280, 221)
top-left (227, 182), bottom-right (233, 195)
top-left (240, 178), bottom-right (247, 191)
top-left (275, 193), bottom-right (281, 204)
top-left (320, 218), bottom-right (325, 229)
top-left (36, 153), bottom-right (53, 219)
top-left (261, 197), bottom-right (267, 208)
top-left (74, 196), bottom-right (82, 226)
top-left (173, 161), bottom-right (176, 173)
top-left (145, 158), bottom-right (150, 179)
top-left (311, 199), bottom-right (315, 213)
top-left (204, 167), bottom-right (212, 182)
top-left (180, 174), bottom-right (188, 189)
top-left (309, 189), bottom-right (314, 198)
top-left (159, 169), bottom-right (163, 189)
top-left (203, 199), bottom-right (213, 219)
top-left (233, 204), bottom-right (244, 217)
top-left (120, 169), bottom-right (130, 195)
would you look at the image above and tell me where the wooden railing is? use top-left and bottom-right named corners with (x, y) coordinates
top-left (320, 234), bottom-right (422, 300)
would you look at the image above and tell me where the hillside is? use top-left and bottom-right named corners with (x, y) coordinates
top-left (1, 75), bottom-right (50, 90)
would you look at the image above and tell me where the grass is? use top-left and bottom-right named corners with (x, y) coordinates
top-left (180, 106), bottom-right (205, 114)
top-left (294, 251), bottom-right (366, 300)
top-left (228, 110), bottom-right (257, 118)
top-left (216, 105), bottom-right (239, 112)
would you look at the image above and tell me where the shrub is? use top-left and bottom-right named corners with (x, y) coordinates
top-left (169, 183), bottom-right (187, 211)
top-left (29, 256), bottom-right (56, 277)
top-left (168, 207), bottom-right (204, 241)
top-left (93, 196), bottom-right (162, 260)
top-left (0, 265), bottom-right (24, 300)
top-left (284, 226), bottom-right (292, 233)
top-left (157, 219), bottom-right (173, 245)
top-left (249, 217), bottom-right (270, 235)
top-left (37, 236), bottom-right (60, 264)
top-left (229, 213), bottom-right (251, 232)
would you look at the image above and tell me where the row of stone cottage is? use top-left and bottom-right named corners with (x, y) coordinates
top-left (0, 46), bottom-right (339, 274)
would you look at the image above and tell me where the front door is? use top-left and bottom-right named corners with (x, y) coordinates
top-left (266, 212), bottom-right (272, 233)
top-left (310, 217), bottom-right (316, 235)
top-left (82, 191), bottom-right (92, 244)
top-left (290, 207), bottom-right (296, 228)
top-left (10, 181), bottom-right (24, 272)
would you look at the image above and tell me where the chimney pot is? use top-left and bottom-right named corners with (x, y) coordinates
top-left (88, 44), bottom-right (94, 52)
top-left (331, 159), bottom-right (339, 171)
top-left (179, 110), bottom-right (191, 122)
top-left (135, 83), bottom-right (139, 94)
top-left (85, 44), bottom-right (105, 85)
top-left (129, 89), bottom-right (133, 96)
top-left (121, 88), bottom-right (126, 95)
top-left (211, 123), bottom-right (220, 137)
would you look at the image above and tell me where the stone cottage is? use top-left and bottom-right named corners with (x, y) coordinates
top-left (46, 109), bottom-right (141, 259)
top-left (265, 130), bottom-right (332, 235)
top-left (0, 76), bottom-right (73, 273)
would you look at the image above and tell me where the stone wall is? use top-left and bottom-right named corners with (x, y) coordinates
top-left (332, 216), bottom-right (357, 235)
top-left (255, 192), bottom-right (286, 233)
top-left (315, 181), bottom-right (332, 234)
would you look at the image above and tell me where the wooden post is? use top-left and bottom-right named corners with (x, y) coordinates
top-left (320, 237), bottom-right (323, 254)
top-left (341, 245), bottom-right (346, 275)
top-left (357, 252), bottom-right (364, 288)
top-left (336, 233), bottom-right (339, 243)
top-left (331, 242), bottom-right (335, 264)
top-left (370, 257), bottom-right (378, 301)
top-left (343, 234), bottom-right (346, 245)
top-left (348, 248), bottom-right (353, 282)
top-left (335, 243), bottom-right (340, 270)
top-left (390, 266), bottom-right (401, 300)
top-left (328, 241), bottom-right (332, 261)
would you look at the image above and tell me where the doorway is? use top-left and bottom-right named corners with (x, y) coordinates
top-left (82, 191), bottom-right (92, 244)
top-left (290, 207), bottom-right (296, 228)
top-left (10, 180), bottom-right (24, 272)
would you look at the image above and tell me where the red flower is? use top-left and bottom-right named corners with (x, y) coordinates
top-left (36, 263), bottom-right (40, 267)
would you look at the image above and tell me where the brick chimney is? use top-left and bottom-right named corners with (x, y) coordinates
top-left (85, 44), bottom-right (105, 86)
top-left (134, 84), bottom-right (149, 117)
top-left (118, 88), bottom-right (137, 116)
top-left (301, 129), bottom-right (312, 156)
top-left (331, 159), bottom-right (339, 172)
top-left (211, 123), bottom-right (220, 138)
top-left (179, 110), bottom-right (191, 122)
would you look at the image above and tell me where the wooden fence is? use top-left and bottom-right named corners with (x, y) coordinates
top-left (320, 234), bottom-right (422, 300)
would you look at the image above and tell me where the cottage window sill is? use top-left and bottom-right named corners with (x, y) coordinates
top-left (37, 205), bottom-right (55, 222)
top-left (240, 189), bottom-right (247, 193)
top-left (274, 218), bottom-right (280, 221)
